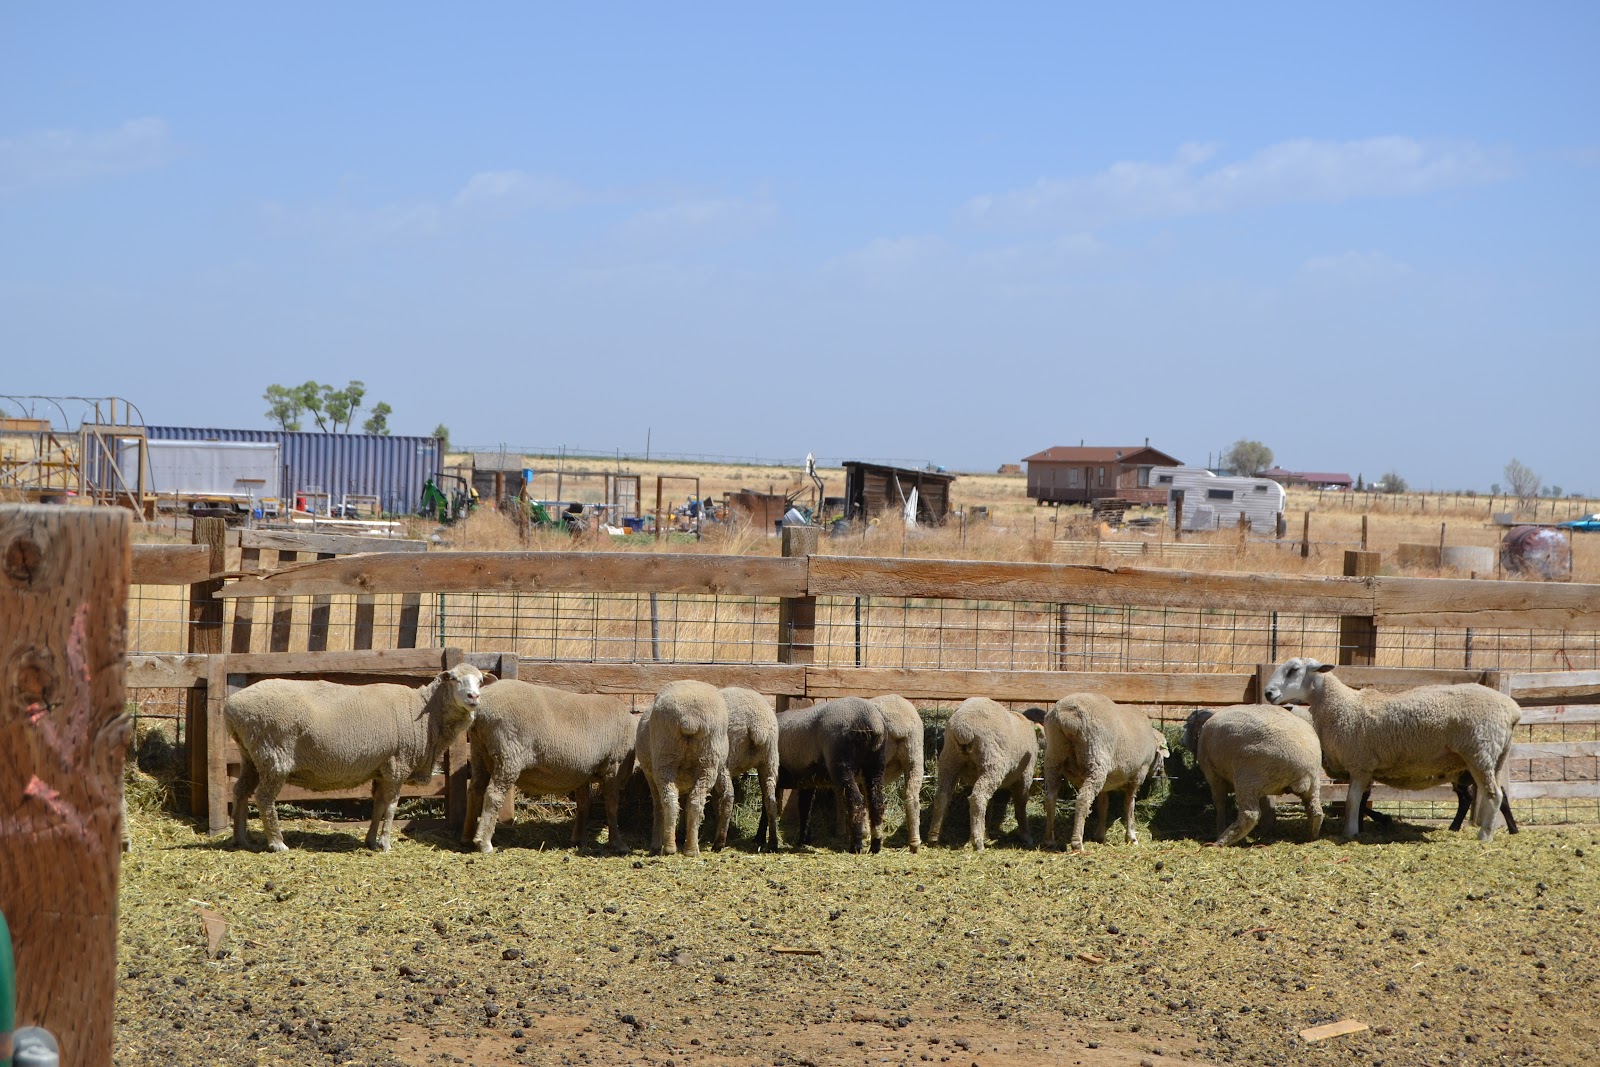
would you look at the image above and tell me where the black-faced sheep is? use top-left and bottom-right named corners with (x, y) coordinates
top-left (1263, 657), bottom-right (1521, 842)
top-left (927, 697), bottom-right (1038, 851)
top-left (1025, 693), bottom-right (1161, 850)
top-left (714, 686), bottom-right (781, 851)
top-left (462, 680), bottom-right (638, 854)
top-left (759, 697), bottom-right (887, 854)
top-left (636, 680), bottom-right (730, 857)
top-left (227, 664), bottom-right (486, 852)
top-left (1182, 705), bottom-right (1323, 846)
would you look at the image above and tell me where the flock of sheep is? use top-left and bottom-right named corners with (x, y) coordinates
top-left (222, 656), bottom-right (1524, 855)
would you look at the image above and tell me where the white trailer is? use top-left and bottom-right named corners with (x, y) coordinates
top-left (1150, 466), bottom-right (1285, 534)
top-left (123, 440), bottom-right (281, 510)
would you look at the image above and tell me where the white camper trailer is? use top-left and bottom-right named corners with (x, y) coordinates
top-left (1150, 467), bottom-right (1286, 535)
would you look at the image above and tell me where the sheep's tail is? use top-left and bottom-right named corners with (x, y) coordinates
top-left (946, 716), bottom-right (979, 750)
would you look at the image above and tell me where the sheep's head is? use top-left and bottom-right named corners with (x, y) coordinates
top-left (1263, 657), bottom-right (1334, 706)
top-left (1180, 708), bottom-right (1213, 755)
top-left (438, 663), bottom-right (487, 720)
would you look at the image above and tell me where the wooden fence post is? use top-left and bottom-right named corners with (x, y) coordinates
top-left (1338, 549), bottom-right (1382, 666)
top-left (1300, 511), bottom-right (1311, 559)
top-left (1, 504), bottom-right (130, 1066)
top-left (185, 518), bottom-right (227, 818)
top-left (776, 525), bottom-right (819, 712)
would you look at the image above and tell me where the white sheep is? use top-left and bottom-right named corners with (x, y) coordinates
top-left (1263, 657), bottom-right (1521, 842)
top-left (1181, 705), bottom-right (1323, 846)
top-left (636, 680), bottom-right (730, 857)
top-left (227, 664), bottom-right (486, 852)
top-left (1026, 693), bottom-right (1161, 850)
top-left (871, 694), bottom-right (927, 853)
top-left (927, 697), bottom-right (1038, 851)
top-left (714, 686), bottom-right (782, 851)
top-left (462, 680), bottom-right (638, 854)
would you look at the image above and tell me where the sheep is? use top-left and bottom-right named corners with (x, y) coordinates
top-left (1356, 772), bottom-right (1520, 836)
top-left (1181, 705), bottom-right (1323, 846)
top-left (227, 663), bottom-right (487, 853)
top-left (1263, 657), bottom-right (1521, 842)
top-left (757, 697), bottom-right (887, 853)
top-left (832, 695), bottom-right (927, 851)
top-left (926, 697), bottom-right (1038, 851)
top-left (1025, 693), bottom-right (1161, 850)
top-left (462, 680), bottom-right (638, 854)
top-left (713, 686), bottom-right (782, 851)
top-left (635, 680), bottom-right (730, 857)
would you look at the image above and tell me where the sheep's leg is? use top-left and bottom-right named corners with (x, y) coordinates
top-left (1040, 758), bottom-right (1062, 848)
top-left (656, 777), bottom-right (681, 857)
top-left (571, 785), bottom-right (591, 848)
top-left (253, 771), bottom-right (288, 853)
top-left (1092, 791), bottom-right (1110, 844)
top-left (865, 771), bottom-right (885, 855)
top-left (1468, 762), bottom-right (1501, 843)
top-left (1122, 786), bottom-right (1140, 845)
top-left (1215, 783), bottom-right (1262, 848)
top-left (369, 776), bottom-right (402, 852)
top-left (1071, 774), bottom-right (1105, 851)
top-left (967, 773), bottom-right (1002, 852)
top-left (1342, 775), bottom-right (1372, 839)
top-left (1302, 781), bottom-right (1324, 841)
top-left (759, 767), bottom-right (781, 852)
top-left (1010, 776), bottom-right (1032, 848)
top-left (471, 775), bottom-right (515, 854)
top-left (232, 755), bottom-right (260, 848)
top-left (1449, 773), bottom-right (1473, 832)
top-left (602, 771), bottom-right (629, 854)
top-left (712, 767), bottom-right (734, 852)
top-left (462, 747), bottom-right (486, 845)
top-left (795, 788), bottom-right (816, 848)
top-left (903, 767), bottom-right (923, 853)
top-left (683, 772), bottom-right (715, 858)
top-left (833, 766), bottom-right (867, 854)
top-left (1206, 774), bottom-right (1229, 842)
top-left (927, 766), bottom-right (958, 847)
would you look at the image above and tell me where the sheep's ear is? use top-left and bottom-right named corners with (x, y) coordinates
top-left (481, 672), bottom-right (498, 685)
top-left (1313, 662), bottom-right (1336, 674)
top-left (1021, 707), bottom-right (1048, 724)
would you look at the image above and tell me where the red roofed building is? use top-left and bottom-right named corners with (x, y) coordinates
top-left (1022, 443), bottom-right (1183, 505)
top-left (1259, 468), bottom-right (1353, 491)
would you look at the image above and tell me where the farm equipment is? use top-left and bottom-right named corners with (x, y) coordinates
top-left (419, 474), bottom-right (478, 524)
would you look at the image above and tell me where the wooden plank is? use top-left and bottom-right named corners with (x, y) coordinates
top-left (186, 518), bottom-right (227, 818)
top-left (1508, 781), bottom-right (1600, 801)
top-left (207, 659), bottom-right (231, 834)
top-left (515, 660), bottom-right (808, 696)
top-left (219, 551), bottom-right (807, 599)
top-left (269, 549), bottom-right (298, 652)
top-left (1519, 705), bottom-right (1600, 725)
top-left (1506, 670), bottom-right (1600, 703)
top-left (220, 648), bottom-right (455, 676)
top-left (132, 542), bottom-right (211, 586)
top-left (127, 654), bottom-right (208, 688)
top-left (307, 551), bottom-right (335, 651)
top-left (397, 591), bottom-right (421, 649)
top-left (239, 528), bottom-right (428, 555)
top-left (353, 592), bottom-right (376, 650)
top-left (277, 777), bottom-right (448, 804)
top-left (802, 666), bottom-right (1254, 705)
top-left (1375, 575), bottom-right (1600, 631)
top-left (230, 546), bottom-right (261, 653)
top-left (1511, 740), bottom-right (1600, 760)
top-left (0, 504), bottom-right (129, 1067)
top-left (777, 527), bottom-right (818, 713)
top-left (806, 556), bottom-right (1376, 616)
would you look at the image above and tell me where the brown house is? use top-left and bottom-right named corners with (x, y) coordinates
top-left (1023, 444), bottom-right (1183, 505)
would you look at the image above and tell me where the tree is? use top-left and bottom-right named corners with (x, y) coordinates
top-left (1221, 439), bottom-right (1273, 476)
top-left (363, 401), bottom-right (393, 436)
top-left (1380, 470), bottom-right (1408, 494)
top-left (1490, 483), bottom-right (1501, 496)
top-left (263, 384), bottom-right (304, 431)
top-left (1355, 473), bottom-right (1365, 492)
top-left (1504, 458), bottom-right (1540, 506)
top-left (433, 423), bottom-right (451, 453)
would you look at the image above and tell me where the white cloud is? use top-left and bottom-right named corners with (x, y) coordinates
top-left (453, 170), bottom-right (589, 212)
top-left (966, 137), bottom-right (1513, 230)
top-left (1300, 250), bottom-right (1413, 284)
top-left (613, 195), bottom-right (778, 245)
top-left (0, 117), bottom-right (174, 195)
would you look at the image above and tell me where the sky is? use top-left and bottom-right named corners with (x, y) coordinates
top-left (3, 4), bottom-right (1597, 493)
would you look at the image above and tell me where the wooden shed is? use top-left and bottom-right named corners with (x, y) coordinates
top-left (842, 461), bottom-right (956, 524)
top-left (1022, 444), bottom-right (1182, 505)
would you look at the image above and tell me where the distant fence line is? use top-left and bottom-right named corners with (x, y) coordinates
top-left (454, 444), bottom-right (946, 473)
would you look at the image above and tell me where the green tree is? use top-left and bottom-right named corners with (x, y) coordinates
top-left (1380, 470), bottom-right (1408, 494)
top-left (1222, 439), bottom-right (1273, 476)
top-left (1355, 473), bottom-right (1364, 492)
top-left (363, 401), bottom-right (393, 435)
top-left (263, 384), bottom-right (304, 431)
top-left (320, 379), bottom-right (365, 432)
top-left (433, 423), bottom-right (452, 453)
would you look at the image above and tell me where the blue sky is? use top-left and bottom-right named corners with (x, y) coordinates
top-left (3, 5), bottom-right (1597, 492)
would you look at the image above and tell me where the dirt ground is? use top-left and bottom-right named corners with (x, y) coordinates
top-left (117, 798), bottom-right (1599, 1067)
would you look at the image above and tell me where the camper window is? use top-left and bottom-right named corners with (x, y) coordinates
top-left (1207, 488), bottom-right (1235, 501)
top-left (1253, 484), bottom-right (1269, 492)
top-left (1156, 473), bottom-right (1173, 485)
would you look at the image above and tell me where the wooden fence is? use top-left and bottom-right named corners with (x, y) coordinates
top-left (128, 522), bottom-right (1600, 833)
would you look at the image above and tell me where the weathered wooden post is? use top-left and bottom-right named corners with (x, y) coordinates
top-left (1, 505), bottom-right (131, 1066)
top-left (185, 518), bottom-right (226, 818)
top-left (1300, 511), bottom-right (1311, 559)
top-left (1338, 549), bottom-right (1382, 666)
top-left (775, 525), bottom-right (818, 712)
